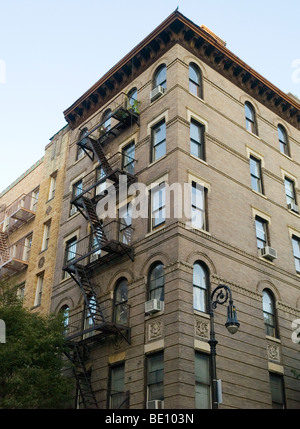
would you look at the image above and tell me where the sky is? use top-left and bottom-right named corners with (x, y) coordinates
top-left (0, 0), bottom-right (300, 193)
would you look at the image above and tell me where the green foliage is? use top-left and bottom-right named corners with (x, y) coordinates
top-left (0, 284), bottom-right (73, 409)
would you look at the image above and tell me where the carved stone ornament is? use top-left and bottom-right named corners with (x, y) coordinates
top-left (46, 205), bottom-right (52, 215)
top-left (267, 344), bottom-right (280, 362)
top-left (38, 257), bottom-right (45, 269)
top-left (195, 319), bottom-right (209, 339)
top-left (148, 320), bottom-right (163, 341)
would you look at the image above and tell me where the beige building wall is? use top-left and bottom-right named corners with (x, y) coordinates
top-left (0, 125), bottom-right (70, 315)
top-left (50, 25), bottom-right (300, 409)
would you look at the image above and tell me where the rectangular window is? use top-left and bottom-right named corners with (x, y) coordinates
top-left (119, 204), bottom-right (132, 245)
top-left (30, 187), bottom-right (39, 212)
top-left (95, 165), bottom-right (106, 196)
top-left (23, 233), bottom-right (33, 262)
top-left (17, 282), bottom-right (25, 301)
top-left (195, 352), bottom-right (211, 409)
top-left (147, 352), bottom-right (164, 403)
top-left (151, 120), bottom-right (166, 162)
top-left (122, 141), bottom-right (135, 175)
top-left (270, 373), bottom-right (286, 409)
top-left (292, 235), bottom-right (300, 273)
top-left (64, 237), bottom-right (77, 266)
top-left (70, 179), bottom-right (83, 216)
top-left (41, 221), bottom-right (51, 251)
top-left (190, 120), bottom-right (205, 160)
top-left (250, 156), bottom-right (263, 194)
top-left (191, 182), bottom-right (207, 231)
top-left (34, 273), bottom-right (44, 307)
top-left (48, 173), bottom-right (57, 200)
top-left (76, 144), bottom-right (84, 161)
top-left (284, 177), bottom-right (296, 206)
top-left (255, 216), bottom-right (268, 249)
top-left (151, 183), bottom-right (166, 229)
top-left (109, 364), bottom-right (127, 409)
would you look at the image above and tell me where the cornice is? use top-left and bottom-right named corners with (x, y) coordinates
top-left (63, 10), bottom-right (300, 132)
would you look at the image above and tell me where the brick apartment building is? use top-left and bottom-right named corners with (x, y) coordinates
top-left (1, 10), bottom-right (300, 409)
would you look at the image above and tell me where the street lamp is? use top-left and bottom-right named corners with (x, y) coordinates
top-left (208, 284), bottom-right (240, 409)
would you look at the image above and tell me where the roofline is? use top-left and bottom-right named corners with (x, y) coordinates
top-left (64, 10), bottom-right (300, 129)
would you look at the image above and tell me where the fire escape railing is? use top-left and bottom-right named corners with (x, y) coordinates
top-left (63, 91), bottom-right (139, 409)
top-left (0, 193), bottom-right (38, 235)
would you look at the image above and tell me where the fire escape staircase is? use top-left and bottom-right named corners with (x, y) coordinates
top-left (65, 342), bottom-right (98, 409)
top-left (63, 96), bottom-right (137, 408)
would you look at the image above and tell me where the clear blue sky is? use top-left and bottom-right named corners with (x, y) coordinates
top-left (0, 0), bottom-right (299, 192)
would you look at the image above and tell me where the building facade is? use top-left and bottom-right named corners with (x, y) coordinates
top-left (0, 124), bottom-right (69, 315)
top-left (1, 10), bottom-right (299, 409)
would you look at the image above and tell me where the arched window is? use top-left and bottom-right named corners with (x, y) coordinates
top-left (153, 65), bottom-right (167, 89)
top-left (189, 63), bottom-right (202, 98)
top-left (148, 262), bottom-right (164, 301)
top-left (245, 102), bottom-right (257, 135)
top-left (193, 262), bottom-right (209, 313)
top-left (76, 127), bottom-right (88, 160)
top-left (278, 125), bottom-right (290, 156)
top-left (262, 289), bottom-right (278, 338)
top-left (60, 305), bottom-right (70, 334)
top-left (127, 87), bottom-right (137, 105)
top-left (102, 109), bottom-right (111, 132)
top-left (114, 278), bottom-right (128, 325)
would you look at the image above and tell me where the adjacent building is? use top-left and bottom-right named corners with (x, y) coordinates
top-left (1, 10), bottom-right (300, 409)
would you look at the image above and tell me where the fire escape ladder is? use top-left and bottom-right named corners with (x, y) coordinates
top-left (70, 264), bottom-right (105, 326)
top-left (89, 138), bottom-right (116, 180)
top-left (81, 196), bottom-right (108, 248)
top-left (65, 343), bottom-right (98, 409)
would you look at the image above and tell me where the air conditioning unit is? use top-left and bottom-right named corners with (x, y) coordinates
top-left (145, 299), bottom-right (164, 315)
top-left (69, 205), bottom-right (77, 216)
top-left (147, 400), bottom-right (163, 409)
top-left (150, 85), bottom-right (165, 102)
top-left (259, 246), bottom-right (277, 261)
top-left (288, 202), bottom-right (299, 214)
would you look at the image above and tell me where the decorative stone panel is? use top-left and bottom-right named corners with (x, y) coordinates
top-left (146, 319), bottom-right (163, 342)
top-left (267, 343), bottom-right (280, 363)
top-left (195, 316), bottom-right (210, 339)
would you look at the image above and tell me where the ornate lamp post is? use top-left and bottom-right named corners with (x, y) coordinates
top-left (208, 284), bottom-right (240, 409)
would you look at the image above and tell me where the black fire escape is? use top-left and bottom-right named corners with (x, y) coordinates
top-left (63, 93), bottom-right (139, 409)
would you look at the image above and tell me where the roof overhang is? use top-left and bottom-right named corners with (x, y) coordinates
top-left (64, 10), bottom-right (300, 131)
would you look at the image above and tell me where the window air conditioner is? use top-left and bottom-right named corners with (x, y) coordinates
top-left (147, 400), bottom-right (163, 409)
top-left (259, 246), bottom-right (277, 261)
top-left (69, 205), bottom-right (77, 216)
top-left (150, 85), bottom-right (165, 102)
top-left (288, 202), bottom-right (299, 214)
top-left (145, 299), bottom-right (164, 315)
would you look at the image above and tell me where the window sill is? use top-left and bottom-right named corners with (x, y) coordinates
top-left (280, 152), bottom-right (293, 161)
top-left (148, 154), bottom-right (167, 168)
top-left (288, 208), bottom-right (300, 218)
top-left (190, 153), bottom-right (208, 165)
top-left (251, 189), bottom-right (268, 199)
top-left (194, 310), bottom-right (210, 320)
top-left (265, 335), bottom-right (281, 344)
top-left (46, 197), bottom-right (55, 204)
top-left (146, 224), bottom-right (166, 238)
top-left (258, 255), bottom-right (275, 265)
top-left (246, 129), bottom-right (261, 141)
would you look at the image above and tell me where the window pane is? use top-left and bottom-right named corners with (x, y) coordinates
top-left (285, 178), bottom-right (295, 204)
top-left (195, 384), bottom-right (210, 409)
top-left (193, 287), bottom-right (206, 312)
top-left (154, 66), bottom-right (166, 88)
top-left (195, 353), bottom-right (210, 409)
top-left (270, 374), bottom-right (285, 408)
top-left (148, 353), bottom-right (164, 401)
top-left (149, 263), bottom-right (164, 301)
